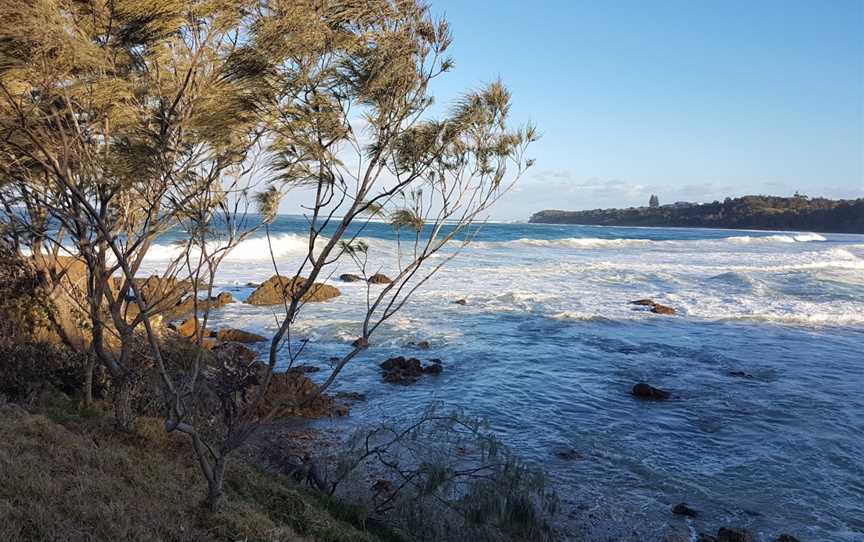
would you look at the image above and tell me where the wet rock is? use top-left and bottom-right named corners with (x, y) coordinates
top-left (216, 328), bottom-right (266, 343)
top-left (380, 356), bottom-right (442, 384)
top-left (717, 527), bottom-right (754, 542)
top-left (335, 391), bottom-right (366, 402)
top-left (652, 303), bottom-right (676, 315)
top-left (774, 536), bottom-right (801, 542)
top-left (247, 275), bottom-right (340, 305)
top-left (422, 359), bottom-right (443, 374)
top-left (453, 299), bottom-right (467, 305)
top-left (352, 337), bottom-right (369, 349)
top-left (554, 448), bottom-right (583, 461)
top-left (727, 371), bottom-right (755, 379)
top-left (697, 535), bottom-right (718, 542)
top-left (216, 292), bottom-right (235, 305)
top-left (672, 503), bottom-right (698, 518)
top-left (415, 340), bottom-right (431, 349)
top-left (632, 382), bottom-right (671, 400)
top-left (629, 298), bottom-right (677, 315)
top-left (367, 273), bottom-right (392, 284)
top-left (339, 273), bottom-right (362, 282)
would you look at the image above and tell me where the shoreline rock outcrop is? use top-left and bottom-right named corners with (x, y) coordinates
top-left (247, 275), bottom-right (340, 305)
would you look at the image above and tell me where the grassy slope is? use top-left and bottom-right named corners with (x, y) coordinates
top-left (0, 398), bottom-right (391, 542)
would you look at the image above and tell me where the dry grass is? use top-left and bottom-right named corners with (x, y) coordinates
top-left (0, 399), bottom-right (388, 542)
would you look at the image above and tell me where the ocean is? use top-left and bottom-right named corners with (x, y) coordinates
top-left (142, 216), bottom-right (864, 541)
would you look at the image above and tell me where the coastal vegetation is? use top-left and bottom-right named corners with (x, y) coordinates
top-left (530, 195), bottom-right (864, 233)
top-left (0, 0), bottom-right (551, 540)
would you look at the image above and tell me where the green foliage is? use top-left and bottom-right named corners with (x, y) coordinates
top-left (532, 195), bottom-right (864, 233)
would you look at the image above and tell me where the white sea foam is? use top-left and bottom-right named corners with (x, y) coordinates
top-left (146, 233), bottom-right (318, 262)
top-left (476, 237), bottom-right (653, 250)
top-left (724, 233), bottom-right (826, 244)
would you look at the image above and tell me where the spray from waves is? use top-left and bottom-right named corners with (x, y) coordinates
top-left (724, 233), bottom-right (827, 244)
top-left (145, 233), bottom-right (316, 262)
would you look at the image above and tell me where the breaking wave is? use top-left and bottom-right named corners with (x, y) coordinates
top-left (146, 233), bottom-right (314, 262)
top-left (724, 233), bottom-right (827, 244)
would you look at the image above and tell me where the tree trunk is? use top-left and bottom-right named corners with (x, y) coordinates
top-left (113, 376), bottom-right (134, 432)
top-left (206, 456), bottom-right (227, 511)
top-left (83, 353), bottom-right (95, 407)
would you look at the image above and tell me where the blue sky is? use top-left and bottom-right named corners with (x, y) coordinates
top-left (425, 0), bottom-right (864, 219)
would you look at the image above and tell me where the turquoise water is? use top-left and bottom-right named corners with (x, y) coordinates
top-left (145, 217), bottom-right (864, 540)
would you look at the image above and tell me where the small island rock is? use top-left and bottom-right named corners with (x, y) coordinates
top-left (632, 382), bottom-right (672, 400)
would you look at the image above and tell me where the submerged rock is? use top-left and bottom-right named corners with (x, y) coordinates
top-left (727, 370), bottom-right (755, 379)
top-left (367, 273), bottom-right (392, 284)
top-left (554, 448), bottom-right (583, 461)
top-left (672, 503), bottom-right (698, 518)
top-left (717, 527), bottom-right (754, 542)
top-left (632, 382), bottom-right (671, 400)
top-left (246, 275), bottom-right (340, 305)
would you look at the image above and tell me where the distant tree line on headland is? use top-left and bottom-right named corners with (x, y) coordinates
top-left (529, 195), bottom-right (864, 233)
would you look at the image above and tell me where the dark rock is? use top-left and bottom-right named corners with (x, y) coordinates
top-left (415, 340), bottom-right (430, 350)
top-left (698, 535), bottom-right (718, 542)
top-left (775, 536), bottom-right (801, 542)
top-left (335, 391), bottom-right (366, 402)
top-left (672, 503), bottom-right (698, 518)
top-left (368, 273), bottom-right (392, 284)
top-left (339, 273), bottom-right (362, 282)
top-left (717, 527), bottom-right (754, 542)
top-left (727, 371), bottom-right (755, 379)
top-left (247, 275), bottom-right (340, 305)
top-left (555, 448), bottom-right (583, 461)
top-left (630, 299), bottom-right (657, 306)
top-left (422, 361), bottom-right (443, 375)
top-left (632, 382), bottom-right (671, 400)
top-left (380, 356), bottom-right (442, 384)
top-left (372, 479), bottom-right (395, 495)
top-left (352, 337), bottom-right (369, 349)
top-left (453, 299), bottom-right (467, 305)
